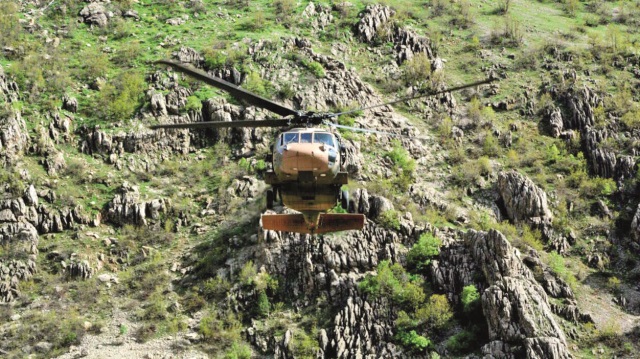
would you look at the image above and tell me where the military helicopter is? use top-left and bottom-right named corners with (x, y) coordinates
top-left (151, 60), bottom-right (493, 234)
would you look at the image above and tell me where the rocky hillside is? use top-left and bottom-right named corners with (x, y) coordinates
top-left (1, 0), bottom-right (640, 358)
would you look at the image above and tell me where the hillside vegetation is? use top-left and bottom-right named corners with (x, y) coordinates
top-left (1, 0), bottom-right (640, 358)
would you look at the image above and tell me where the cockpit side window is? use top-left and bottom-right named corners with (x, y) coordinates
top-left (300, 133), bottom-right (312, 143)
top-left (283, 133), bottom-right (299, 144)
top-left (313, 133), bottom-right (335, 147)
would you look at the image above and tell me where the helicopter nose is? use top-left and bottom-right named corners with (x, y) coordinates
top-left (282, 144), bottom-right (327, 173)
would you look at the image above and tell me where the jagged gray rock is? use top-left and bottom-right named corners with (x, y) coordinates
top-left (62, 94), bottom-right (78, 113)
top-left (561, 85), bottom-right (600, 131)
top-left (173, 46), bottom-right (203, 66)
top-left (0, 65), bottom-right (20, 103)
top-left (354, 4), bottom-right (395, 43)
top-left (0, 110), bottom-right (28, 165)
top-left (63, 259), bottom-right (94, 280)
top-left (79, 3), bottom-right (109, 27)
top-left (498, 171), bottom-right (553, 226)
top-left (301, 2), bottom-right (333, 31)
top-left (466, 229), bottom-right (571, 359)
top-left (104, 182), bottom-right (169, 226)
top-left (630, 204), bottom-right (640, 245)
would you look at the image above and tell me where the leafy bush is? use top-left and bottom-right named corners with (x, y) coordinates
top-left (415, 294), bottom-right (453, 330)
top-left (461, 285), bottom-right (480, 313)
top-left (184, 95), bottom-right (203, 113)
top-left (256, 290), bottom-right (270, 317)
top-left (359, 260), bottom-right (426, 309)
top-left (406, 233), bottom-right (442, 271)
top-left (446, 329), bottom-right (477, 354)
top-left (396, 330), bottom-right (431, 352)
top-left (385, 141), bottom-right (416, 190)
top-left (378, 209), bottom-right (401, 230)
top-left (95, 70), bottom-right (145, 121)
top-left (224, 342), bottom-right (252, 359)
top-left (0, 1), bottom-right (22, 49)
top-left (243, 71), bottom-right (273, 97)
top-left (403, 53), bottom-right (432, 87)
top-left (301, 59), bottom-right (325, 78)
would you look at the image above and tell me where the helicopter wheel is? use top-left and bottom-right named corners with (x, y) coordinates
top-left (266, 189), bottom-right (275, 210)
top-left (341, 189), bottom-right (349, 212)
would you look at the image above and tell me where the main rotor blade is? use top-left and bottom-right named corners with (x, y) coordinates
top-left (156, 59), bottom-right (299, 118)
top-left (328, 122), bottom-right (428, 140)
top-left (333, 78), bottom-right (496, 117)
top-left (149, 119), bottom-right (291, 130)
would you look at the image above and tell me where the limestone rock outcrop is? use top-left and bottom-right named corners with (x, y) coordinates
top-left (0, 111), bottom-right (28, 166)
top-left (497, 170), bottom-right (553, 226)
top-left (0, 186), bottom-right (39, 302)
top-left (104, 182), bottom-right (169, 226)
top-left (79, 2), bottom-right (109, 27)
top-left (466, 229), bottom-right (571, 359)
top-left (354, 4), bottom-right (395, 43)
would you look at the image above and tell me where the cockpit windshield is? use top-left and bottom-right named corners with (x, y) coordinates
top-left (314, 133), bottom-right (335, 147)
top-left (283, 133), bottom-right (299, 144)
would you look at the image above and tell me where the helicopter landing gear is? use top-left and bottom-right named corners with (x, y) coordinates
top-left (266, 189), bottom-right (275, 210)
top-left (340, 189), bottom-right (349, 212)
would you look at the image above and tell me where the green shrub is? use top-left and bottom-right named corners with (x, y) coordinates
top-left (243, 71), bottom-right (273, 97)
top-left (446, 329), bottom-right (477, 354)
top-left (396, 330), bottom-right (431, 352)
top-left (461, 285), bottom-right (480, 313)
top-left (274, 0), bottom-right (296, 22)
top-left (238, 261), bottom-right (257, 286)
top-left (359, 260), bottom-right (426, 309)
top-left (607, 276), bottom-right (621, 293)
top-left (0, 1), bottom-right (22, 49)
top-left (521, 226), bottom-right (544, 251)
top-left (415, 294), bottom-right (453, 330)
top-left (184, 95), bottom-right (203, 113)
top-left (478, 156), bottom-right (492, 175)
top-left (403, 53), bottom-right (432, 87)
top-left (95, 70), bottom-right (145, 121)
top-left (224, 342), bottom-right (252, 359)
top-left (406, 233), bottom-right (442, 271)
top-left (256, 290), bottom-right (270, 317)
top-left (385, 141), bottom-right (416, 190)
top-left (202, 277), bottom-right (231, 300)
top-left (379, 209), bottom-right (401, 231)
top-left (302, 60), bottom-right (325, 78)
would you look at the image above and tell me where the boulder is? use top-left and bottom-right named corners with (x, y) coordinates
top-left (497, 171), bottom-right (552, 226)
top-left (79, 3), bottom-right (109, 27)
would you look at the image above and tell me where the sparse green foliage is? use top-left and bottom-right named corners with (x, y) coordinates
top-left (95, 70), bottom-right (145, 121)
top-left (0, 1), bottom-right (22, 49)
top-left (607, 276), bottom-right (621, 294)
top-left (407, 233), bottom-right (442, 271)
top-left (359, 260), bottom-right (426, 309)
top-left (256, 290), bottom-right (270, 317)
top-left (461, 285), bottom-right (480, 313)
top-left (224, 342), bottom-right (252, 359)
top-left (396, 330), bottom-right (431, 352)
top-left (403, 53), bottom-right (432, 87)
top-left (184, 95), bottom-right (203, 113)
top-left (415, 294), bottom-right (453, 330)
top-left (378, 209), bottom-right (401, 231)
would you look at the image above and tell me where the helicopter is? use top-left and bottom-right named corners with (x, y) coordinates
top-left (151, 59), bottom-right (493, 234)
